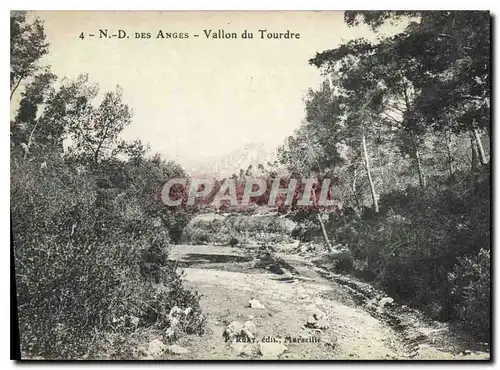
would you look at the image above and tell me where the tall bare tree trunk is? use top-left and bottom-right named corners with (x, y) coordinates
top-left (362, 135), bottom-right (379, 213)
top-left (470, 133), bottom-right (478, 172)
top-left (24, 120), bottom-right (40, 160)
top-left (305, 134), bottom-right (332, 253)
top-left (352, 167), bottom-right (361, 211)
top-left (311, 187), bottom-right (332, 252)
top-left (472, 126), bottom-right (487, 166)
top-left (445, 130), bottom-right (454, 179)
top-left (317, 214), bottom-right (332, 252)
top-left (10, 77), bottom-right (23, 101)
top-left (415, 148), bottom-right (426, 188)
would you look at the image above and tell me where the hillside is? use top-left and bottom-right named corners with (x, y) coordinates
top-left (181, 143), bottom-right (279, 177)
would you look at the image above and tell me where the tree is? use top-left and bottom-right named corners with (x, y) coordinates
top-left (309, 40), bottom-right (389, 212)
top-left (277, 82), bottom-right (349, 249)
top-left (11, 70), bottom-right (56, 159)
top-left (313, 36), bottom-right (432, 191)
top-left (64, 78), bottom-right (133, 164)
top-left (10, 11), bottom-right (49, 99)
top-left (277, 11), bottom-right (491, 340)
top-left (345, 11), bottom-right (490, 166)
top-left (245, 164), bottom-right (253, 177)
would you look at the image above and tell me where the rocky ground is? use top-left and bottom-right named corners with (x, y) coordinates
top-left (139, 243), bottom-right (490, 360)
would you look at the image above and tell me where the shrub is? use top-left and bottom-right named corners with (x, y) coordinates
top-left (331, 169), bottom-right (490, 337)
top-left (312, 249), bottom-right (354, 274)
top-left (12, 159), bottom-right (204, 359)
top-left (182, 213), bottom-right (296, 245)
top-left (448, 248), bottom-right (490, 341)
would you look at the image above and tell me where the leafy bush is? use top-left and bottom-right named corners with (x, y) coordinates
top-left (332, 169), bottom-right (490, 337)
top-left (313, 249), bottom-right (354, 274)
top-left (12, 159), bottom-right (204, 359)
top-left (448, 248), bottom-right (490, 341)
top-left (182, 213), bottom-right (296, 245)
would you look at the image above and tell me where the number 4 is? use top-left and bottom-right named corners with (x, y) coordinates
top-left (79, 32), bottom-right (85, 40)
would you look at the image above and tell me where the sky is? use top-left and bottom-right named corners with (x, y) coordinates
top-left (30, 11), bottom-right (403, 167)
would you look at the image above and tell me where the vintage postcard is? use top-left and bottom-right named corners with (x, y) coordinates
top-left (10, 10), bottom-right (491, 360)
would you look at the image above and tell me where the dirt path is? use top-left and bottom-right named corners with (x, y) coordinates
top-left (160, 244), bottom-right (489, 360)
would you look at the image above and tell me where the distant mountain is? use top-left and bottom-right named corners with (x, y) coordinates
top-left (182, 143), bottom-right (280, 178)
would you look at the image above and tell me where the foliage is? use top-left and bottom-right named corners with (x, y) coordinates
top-left (182, 213), bottom-right (297, 246)
top-left (334, 169), bottom-right (490, 339)
top-left (278, 11), bottom-right (490, 341)
top-left (448, 248), bottom-right (490, 339)
top-left (12, 156), bottom-right (204, 359)
top-left (10, 11), bottom-right (49, 97)
top-left (11, 13), bottom-right (203, 359)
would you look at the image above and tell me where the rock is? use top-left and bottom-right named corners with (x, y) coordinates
top-left (315, 244), bottom-right (325, 253)
top-left (243, 320), bottom-right (257, 340)
top-left (230, 341), bottom-right (246, 354)
top-left (311, 307), bottom-right (326, 320)
top-left (165, 327), bottom-right (175, 339)
top-left (323, 336), bottom-right (338, 348)
top-left (169, 306), bottom-right (184, 317)
top-left (305, 315), bottom-right (329, 329)
top-left (130, 315), bottom-right (140, 327)
top-left (305, 316), bottom-right (317, 328)
top-left (365, 298), bottom-right (377, 310)
top-left (259, 342), bottom-right (287, 358)
top-left (168, 306), bottom-right (184, 329)
top-left (248, 299), bottom-right (265, 309)
top-left (170, 316), bottom-right (180, 329)
top-left (268, 264), bottom-right (284, 274)
top-left (288, 240), bottom-right (300, 250)
top-left (316, 318), bottom-right (329, 329)
top-left (137, 345), bottom-right (148, 357)
top-left (147, 339), bottom-right (166, 357)
top-left (224, 321), bottom-right (243, 341)
top-left (166, 344), bottom-right (189, 355)
top-left (242, 344), bottom-right (256, 356)
top-left (224, 321), bottom-right (256, 342)
top-left (379, 297), bottom-right (394, 308)
top-left (314, 297), bottom-right (324, 306)
top-left (231, 342), bottom-right (255, 356)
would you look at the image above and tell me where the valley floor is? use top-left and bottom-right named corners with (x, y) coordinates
top-left (156, 244), bottom-right (490, 360)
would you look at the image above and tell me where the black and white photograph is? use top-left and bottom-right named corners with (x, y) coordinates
top-left (10, 10), bottom-right (491, 360)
